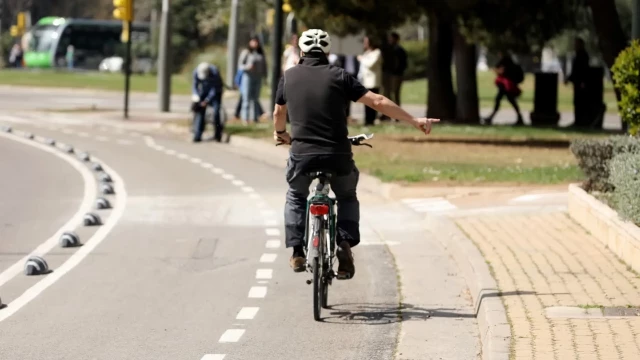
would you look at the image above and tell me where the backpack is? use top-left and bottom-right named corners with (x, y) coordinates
top-left (511, 63), bottom-right (524, 84)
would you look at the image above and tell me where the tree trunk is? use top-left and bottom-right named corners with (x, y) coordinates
top-left (587, 0), bottom-right (628, 71)
top-left (426, 10), bottom-right (456, 120)
top-left (453, 23), bottom-right (479, 124)
top-left (587, 0), bottom-right (628, 130)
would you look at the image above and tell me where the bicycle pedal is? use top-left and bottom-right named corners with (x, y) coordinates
top-left (305, 279), bottom-right (312, 285)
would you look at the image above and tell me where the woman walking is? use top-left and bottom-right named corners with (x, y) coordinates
top-left (357, 36), bottom-right (382, 125)
top-left (238, 36), bottom-right (268, 124)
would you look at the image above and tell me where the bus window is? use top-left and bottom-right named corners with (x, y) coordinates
top-left (29, 25), bottom-right (60, 53)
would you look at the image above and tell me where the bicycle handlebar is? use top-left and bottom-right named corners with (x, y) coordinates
top-left (276, 133), bottom-right (374, 147)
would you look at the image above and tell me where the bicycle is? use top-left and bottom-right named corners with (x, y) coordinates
top-left (276, 133), bottom-right (373, 321)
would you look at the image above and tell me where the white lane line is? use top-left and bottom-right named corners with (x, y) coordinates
top-left (264, 219), bottom-right (278, 226)
top-left (260, 253), bottom-right (277, 263)
top-left (96, 135), bottom-right (110, 142)
top-left (143, 135), bottom-right (155, 146)
top-left (265, 228), bottom-right (280, 236)
top-left (219, 329), bottom-right (245, 343)
top-left (0, 153), bottom-right (127, 323)
top-left (232, 180), bottom-right (245, 186)
top-left (258, 280), bottom-right (269, 284)
top-left (62, 129), bottom-right (75, 134)
top-left (248, 286), bottom-right (267, 298)
top-left (153, 145), bottom-right (164, 151)
top-left (249, 193), bottom-right (261, 199)
top-left (241, 186), bottom-right (254, 193)
top-left (236, 307), bottom-right (260, 320)
top-left (201, 355), bottom-right (226, 360)
top-left (265, 240), bottom-right (281, 249)
top-left (256, 269), bottom-right (273, 279)
top-left (77, 131), bottom-right (90, 137)
top-left (201, 163), bottom-right (213, 169)
top-left (116, 139), bottom-right (133, 145)
top-left (509, 192), bottom-right (568, 204)
top-left (178, 153), bottom-right (189, 160)
top-left (0, 131), bottom-right (96, 289)
top-left (165, 149), bottom-right (176, 155)
top-left (190, 157), bottom-right (202, 164)
top-left (222, 173), bottom-right (234, 180)
top-left (211, 168), bottom-right (224, 174)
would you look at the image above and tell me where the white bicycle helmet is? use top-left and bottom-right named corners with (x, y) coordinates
top-left (298, 29), bottom-right (331, 54)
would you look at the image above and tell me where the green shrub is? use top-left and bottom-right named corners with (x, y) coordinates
top-left (403, 40), bottom-right (428, 80)
top-left (570, 135), bottom-right (640, 192)
top-left (609, 152), bottom-right (640, 225)
top-left (612, 39), bottom-right (640, 136)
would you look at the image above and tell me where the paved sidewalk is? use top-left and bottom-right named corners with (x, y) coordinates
top-left (457, 212), bottom-right (640, 359)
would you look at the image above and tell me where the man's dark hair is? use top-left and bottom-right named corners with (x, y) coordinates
top-left (390, 32), bottom-right (400, 41)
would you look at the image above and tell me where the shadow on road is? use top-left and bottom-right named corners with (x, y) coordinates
top-left (320, 302), bottom-right (473, 325)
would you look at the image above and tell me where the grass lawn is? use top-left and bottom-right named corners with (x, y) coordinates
top-left (212, 120), bottom-right (605, 185)
top-left (0, 62), bottom-right (618, 113)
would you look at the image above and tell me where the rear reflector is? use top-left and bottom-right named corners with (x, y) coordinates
top-left (310, 204), bottom-right (329, 216)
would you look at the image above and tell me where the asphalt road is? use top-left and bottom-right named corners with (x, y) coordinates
top-left (0, 116), bottom-right (482, 360)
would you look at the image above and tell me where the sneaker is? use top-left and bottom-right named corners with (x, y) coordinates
top-left (336, 241), bottom-right (355, 280)
top-left (289, 256), bottom-right (305, 273)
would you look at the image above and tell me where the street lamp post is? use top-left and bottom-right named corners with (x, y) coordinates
top-left (271, 0), bottom-right (284, 112)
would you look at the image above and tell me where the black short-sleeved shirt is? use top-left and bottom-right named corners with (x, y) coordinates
top-left (275, 53), bottom-right (369, 155)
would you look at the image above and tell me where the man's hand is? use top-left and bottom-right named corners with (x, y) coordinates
top-left (412, 118), bottom-right (440, 135)
top-left (200, 100), bottom-right (208, 107)
top-left (274, 130), bottom-right (291, 144)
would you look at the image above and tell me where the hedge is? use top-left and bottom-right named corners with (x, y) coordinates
top-left (609, 152), bottom-right (640, 225)
top-left (569, 136), bottom-right (640, 192)
top-left (612, 39), bottom-right (640, 136)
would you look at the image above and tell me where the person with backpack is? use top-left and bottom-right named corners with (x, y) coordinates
top-left (483, 51), bottom-right (525, 126)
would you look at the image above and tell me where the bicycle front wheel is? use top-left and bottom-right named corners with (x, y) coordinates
top-left (313, 257), bottom-right (323, 321)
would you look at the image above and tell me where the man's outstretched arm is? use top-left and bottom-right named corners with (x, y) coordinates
top-left (356, 91), bottom-right (439, 134)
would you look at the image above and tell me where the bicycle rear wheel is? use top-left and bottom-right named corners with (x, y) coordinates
top-left (312, 257), bottom-right (323, 321)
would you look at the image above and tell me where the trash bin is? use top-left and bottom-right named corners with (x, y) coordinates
top-left (530, 72), bottom-right (561, 127)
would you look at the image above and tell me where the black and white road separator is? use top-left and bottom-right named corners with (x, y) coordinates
top-left (24, 256), bottom-right (49, 276)
top-left (98, 172), bottom-right (112, 183)
top-left (101, 183), bottom-right (115, 195)
top-left (91, 162), bottom-right (103, 171)
top-left (59, 231), bottom-right (81, 248)
top-left (45, 138), bottom-right (56, 146)
top-left (1, 125), bottom-right (11, 133)
top-left (95, 197), bottom-right (111, 209)
top-left (83, 212), bottom-right (102, 226)
top-left (23, 132), bottom-right (34, 139)
top-left (77, 152), bottom-right (90, 162)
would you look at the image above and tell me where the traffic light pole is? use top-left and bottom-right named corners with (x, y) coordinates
top-left (270, 0), bottom-right (284, 112)
top-left (157, 0), bottom-right (171, 112)
top-left (124, 21), bottom-right (132, 119)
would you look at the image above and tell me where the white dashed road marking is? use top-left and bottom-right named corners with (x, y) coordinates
top-left (265, 240), bottom-right (281, 248)
top-left (260, 253), bottom-right (277, 263)
top-left (200, 355), bottom-right (226, 360)
top-left (236, 307), bottom-right (260, 320)
top-left (241, 186), bottom-right (254, 193)
top-left (265, 228), bottom-right (280, 236)
top-left (222, 173), bottom-right (234, 180)
top-left (256, 269), bottom-right (273, 279)
top-left (232, 180), bottom-right (245, 186)
top-left (248, 286), bottom-right (267, 298)
top-left (219, 329), bottom-right (245, 343)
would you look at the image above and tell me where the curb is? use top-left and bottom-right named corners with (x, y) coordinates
top-left (425, 214), bottom-right (511, 360)
top-left (225, 134), bottom-right (511, 360)
top-left (568, 183), bottom-right (640, 273)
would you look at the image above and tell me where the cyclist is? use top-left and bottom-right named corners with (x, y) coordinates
top-left (191, 62), bottom-right (224, 142)
top-left (273, 29), bottom-right (439, 279)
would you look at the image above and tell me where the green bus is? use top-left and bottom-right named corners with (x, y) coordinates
top-left (23, 17), bottom-right (151, 69)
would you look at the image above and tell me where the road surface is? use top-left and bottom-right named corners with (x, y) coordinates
top-left (0, 113), bottom-right (484, 360)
